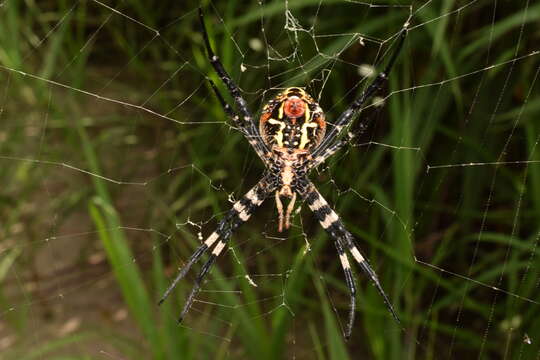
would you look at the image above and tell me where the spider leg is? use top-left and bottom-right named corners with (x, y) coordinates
top-left (313, 27), bottom-right (407, 158)
top-left (207, 79), bottom-right (269, 163)
top-left (199, 8), bottom-right (269, 156)
top-left (300, 183), bottom-right (400, 336)
top-left (275, 191), bottom-right (284, 232)
top-left (333, 237), bottom-right (357, 339)
top-left (159, 178), bottom-right (272, 321)
top-left (309, 132), bottom-right (355, 170)
top-left (284, 192), bottom-right (296, 230)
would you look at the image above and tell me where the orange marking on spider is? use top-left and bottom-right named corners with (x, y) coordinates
top-left (283, 96), bottom-right (306, 118)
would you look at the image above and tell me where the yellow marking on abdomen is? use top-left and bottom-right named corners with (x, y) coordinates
top-left (299, 121), bottom-right (319, 149)
top-left (278, 101), bottom-right (285, 120)
top-left (268, 118), bottom-right (286, 147)
top-left (285, 87), bottom-right (307, 95)
top-left (304, 103), bottom-right (310, 125)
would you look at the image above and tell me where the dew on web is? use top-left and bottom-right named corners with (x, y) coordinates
top-left (1, 0), bottom-right (539, 358)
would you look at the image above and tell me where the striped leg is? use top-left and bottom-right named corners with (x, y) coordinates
top-left (207, 79), bottom-right (268, 163)
top-left (334, 238), bottom-right (357, 339)
top-left (199, 8), bottom-right (270, 157)
top-left (159, 179), bottom-right (271, 321)
top-left (312, 27), bottom-right (407, 159)
top-left (301, 183), bottom-right (400, 336)
top-left (309, 132), bottom-right (355, 170)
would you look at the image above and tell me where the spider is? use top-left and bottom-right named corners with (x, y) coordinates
top-left (159, 8), bottom-right (407, 339)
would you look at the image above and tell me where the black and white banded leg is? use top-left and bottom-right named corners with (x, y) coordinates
top-left (199, 8), bottom-right (270, 157)
top-left (313, 27), bottom-right (407, 158)
top-left (333, 237), bottom-right (357, 339)
top-left (309, 132), bottom-right (356, 170)
top-left (207, 79), bottom-right (269, 163)
top-left (159, 179), bottom-right (272, 322)
top-left (301, 183), bottom-right (400, 337)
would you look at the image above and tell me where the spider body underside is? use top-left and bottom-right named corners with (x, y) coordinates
top-left (261, 87), bottom-right (326, 232)
top-left (159, 8), bottom-right (408, 339)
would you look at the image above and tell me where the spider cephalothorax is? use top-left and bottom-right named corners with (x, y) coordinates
top-left (159, 8), bottom-right (408, 339)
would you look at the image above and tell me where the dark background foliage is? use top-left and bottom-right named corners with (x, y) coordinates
top-left (1, 0), bottom-right (539, 359)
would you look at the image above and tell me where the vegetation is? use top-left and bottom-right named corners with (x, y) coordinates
top-left (1, 0), bottom-right (539, 359)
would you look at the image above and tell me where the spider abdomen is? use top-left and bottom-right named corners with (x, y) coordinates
top-left (259, 87), bottom-right (326, 150)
